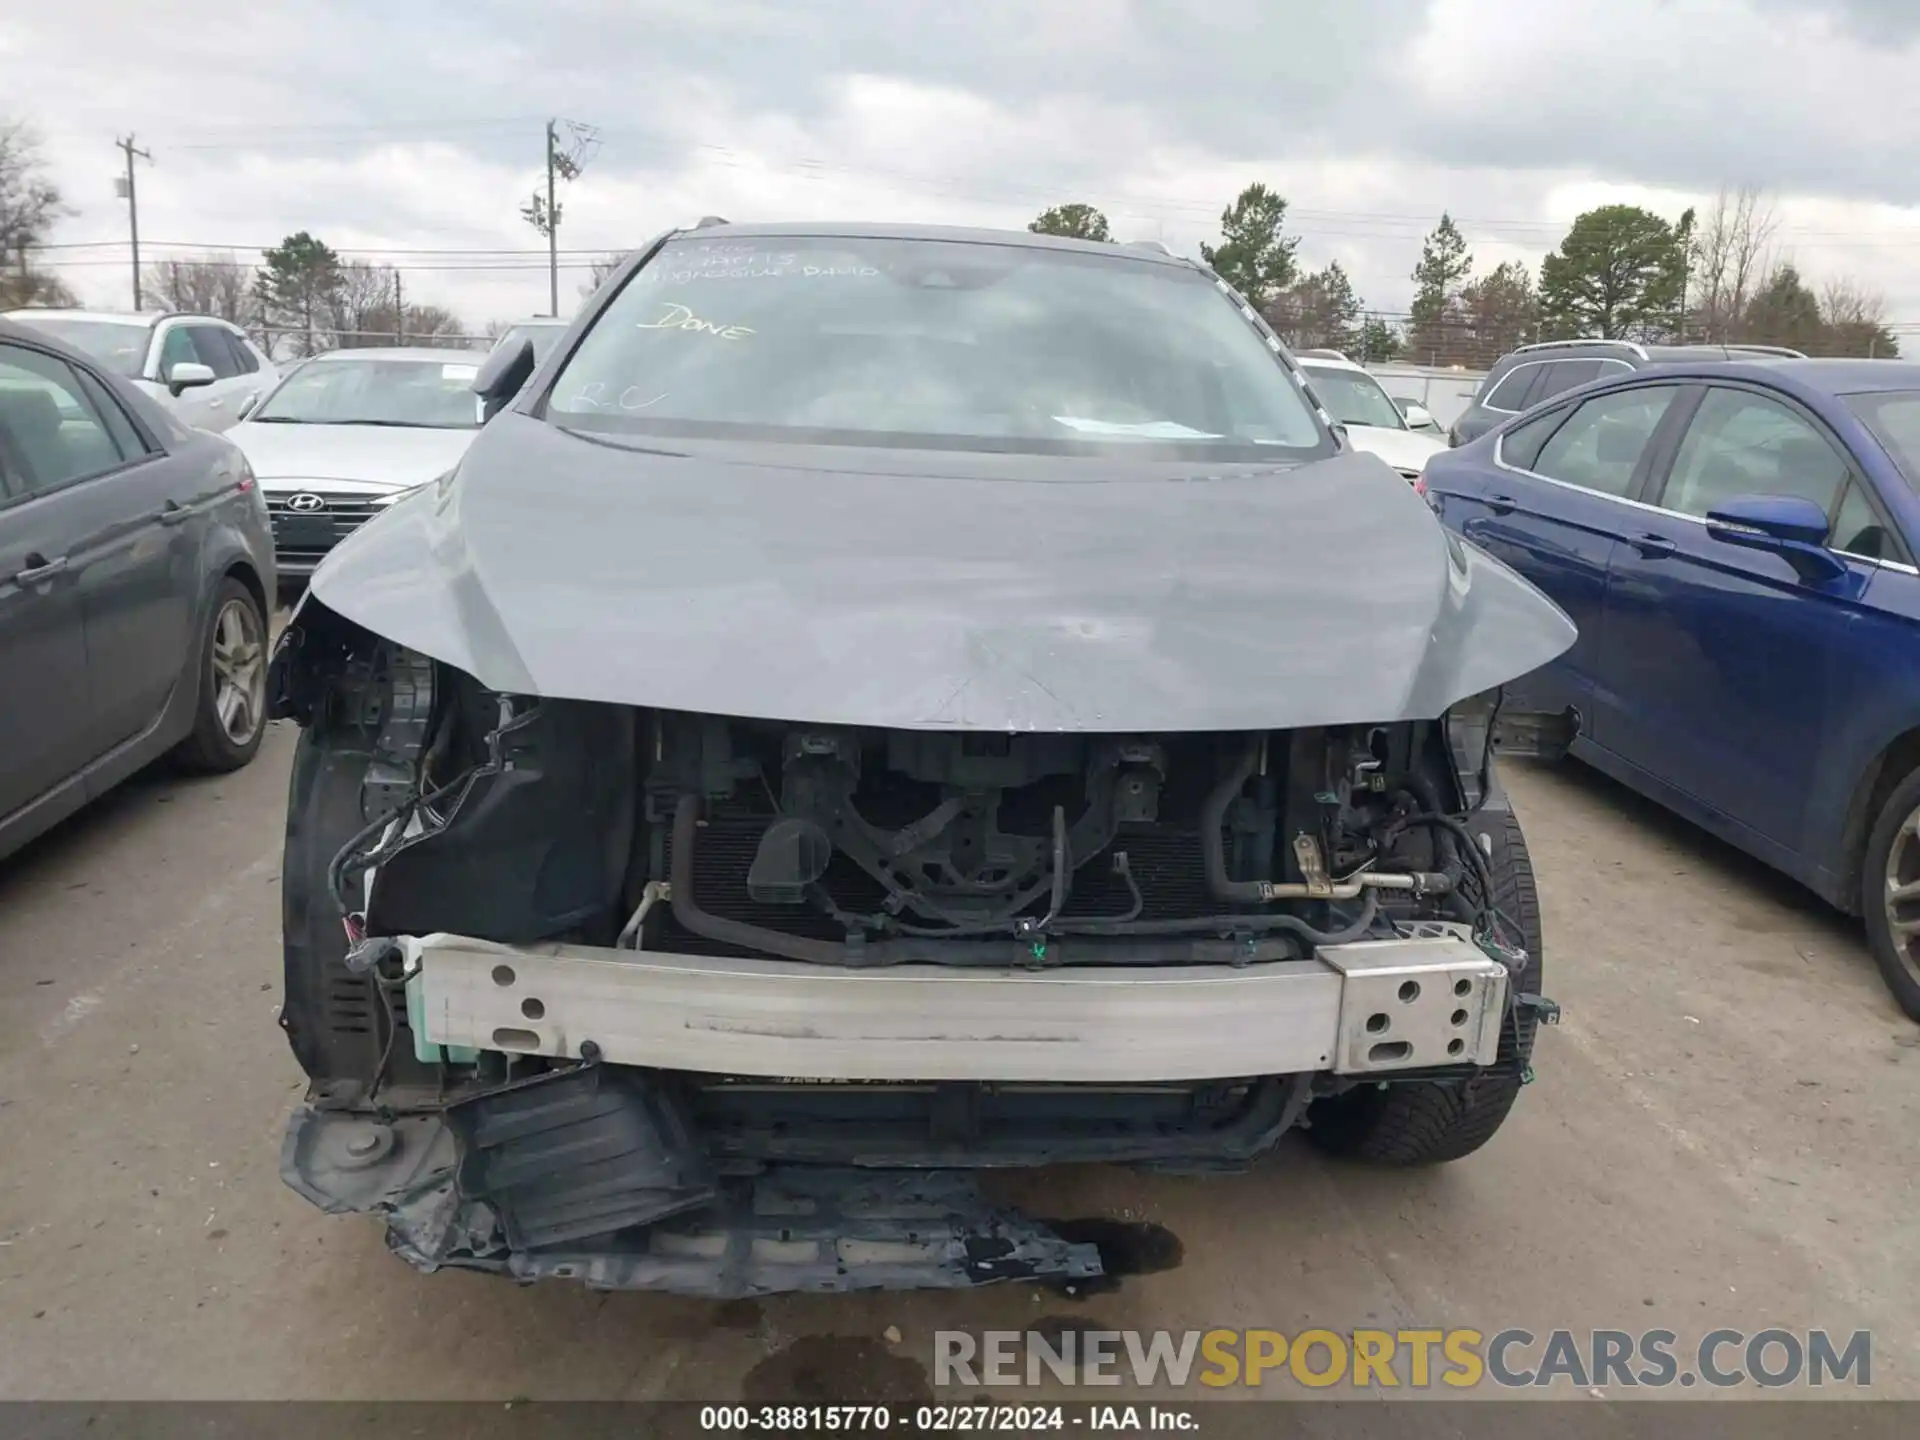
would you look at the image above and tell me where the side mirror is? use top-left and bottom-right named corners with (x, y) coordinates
top-left (167, 361), bottom-right (216, 397)
top-left (474, 337), bottom-right (536, 422)
top-left (1706, 494), bottom-right (1846, 583)
top-left (1404, 402), bottom-right (1436, 430)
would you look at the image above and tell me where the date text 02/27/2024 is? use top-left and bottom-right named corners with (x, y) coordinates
top-left (697, 1404), bottom-right (1197, 1431)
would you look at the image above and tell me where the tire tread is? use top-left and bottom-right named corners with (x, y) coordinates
top-left (1306, 806), bottom-right (1544, 1166)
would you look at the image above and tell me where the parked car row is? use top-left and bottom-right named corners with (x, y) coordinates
top-left (1447, 337), bottom-right (1808, 448)
top-left (0, 292), bottom-right (553, 863)
top-left (225, 348), bottom-right (487, 582)
top-left (10, 220), bottom-right (1917, 1310)
top-left (1294, 350), bottom-right (1447, 479)
top-left (0, 316), bottom-right (276, 861)
top-left (2, 307), bottom-right (281, 434)
top-left (1427, 350), bottom-right (1920, 1018)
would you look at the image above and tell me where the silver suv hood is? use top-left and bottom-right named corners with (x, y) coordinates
top-left (304, 414), bottom-right (1574, 732)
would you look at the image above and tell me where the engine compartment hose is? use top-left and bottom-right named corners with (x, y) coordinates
top-left (1200, 740), bottom-right (1266, 904)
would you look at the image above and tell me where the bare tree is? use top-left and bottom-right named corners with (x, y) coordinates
top-left (397, 303), bottom-right (467, 346)
top-left (144, 253), bottom-right (258, 324)
top-left (0, 118), bottom-right (73, 308)
top-left (314, 264), bottom-right (473, 348)
top-left (1819, 276), bottom-right (1897, 358)
top-left (327, 260), bottom-right (400, 347)
top-left (579, 251), bottom-right (635, 299)
top-left (1819, 276), bottom-right (1887, 330)
top-left (1687, 185), bottom-right (1777, 341)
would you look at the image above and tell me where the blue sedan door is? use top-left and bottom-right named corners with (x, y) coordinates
top-left (1594, 382), bottom-right (1876, 861)
top-left (1431, 381), bottom-right (1685, 733)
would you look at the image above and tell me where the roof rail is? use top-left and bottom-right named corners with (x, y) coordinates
top-left (1124, 239), bottom-right (1172, 255)
top-left (693, 215), bottom-right (731, 229)
top-left (1723, 344), bottom-right (1807, 359)
top-left (1511, 338), bottom-right (1650, 361)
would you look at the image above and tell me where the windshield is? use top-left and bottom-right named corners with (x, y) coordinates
top-left (1301, 363), bottom-right (1406, 430)
top-left (545, 235), bottom-right (1332, 458)
top-left (10, 317), bottom-right (152, 378)
top-left (1847, 391), bottom-right (1920, 497)
top-left (253, 356), bottom-right (482, 428)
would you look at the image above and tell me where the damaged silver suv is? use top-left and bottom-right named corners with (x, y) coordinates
top-left (269, 222), bottom-right (1574, 1296)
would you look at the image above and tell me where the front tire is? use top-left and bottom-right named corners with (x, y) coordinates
top-left (1306, 805), bottom-right (1545, 1166)
top-left (1860, 765), bottom-right (1920, 1022)
top-left (172, 577), bottom-right (268, 774)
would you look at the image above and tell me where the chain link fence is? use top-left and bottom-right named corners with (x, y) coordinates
top-left (252, 326), bottom-right (494, 363)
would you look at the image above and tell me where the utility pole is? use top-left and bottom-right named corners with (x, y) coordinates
top-left (521, 118), bottom-right (598, 318)
top-left (394, 268), bottom-right (405, 344)
top-left (115, 135), bottom-right (152, 310)
top-left (545, 119), bottom-right (559, 318)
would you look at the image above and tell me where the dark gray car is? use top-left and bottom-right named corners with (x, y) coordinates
top-left (270, 223), bottom-right (1575, 1297)
top-left (0, 317), bottom-right (276, 861)
top-left (1449, 338), bottom-right (1807, 448)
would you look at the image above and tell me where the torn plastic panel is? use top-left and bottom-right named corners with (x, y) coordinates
top-left (281, 1065), bottom-right (1104, 1296)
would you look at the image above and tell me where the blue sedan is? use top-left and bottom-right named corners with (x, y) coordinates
top-left (1423, 359), bottom-right (1920, 1019)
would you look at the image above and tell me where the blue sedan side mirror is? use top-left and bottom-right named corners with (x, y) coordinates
top-left (1706, 494), bottom-right (1846, 584)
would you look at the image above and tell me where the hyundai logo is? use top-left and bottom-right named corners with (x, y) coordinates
top-left (285, 493), bottom-right (328, 513)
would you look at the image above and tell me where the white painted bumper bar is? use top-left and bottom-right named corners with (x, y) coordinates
top-left (403, 929), bottom-right (1508, 1085)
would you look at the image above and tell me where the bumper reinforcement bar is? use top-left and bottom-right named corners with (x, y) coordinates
top-left (401, 925), bottom-right (1510, 1083)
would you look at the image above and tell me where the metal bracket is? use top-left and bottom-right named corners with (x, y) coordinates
top-left (1292, 832), bottom-right (1333, 898)
top-left (1515, 993), bottom-right (1562, 1027)
top-left (360, 645), bottom-right (435, 821)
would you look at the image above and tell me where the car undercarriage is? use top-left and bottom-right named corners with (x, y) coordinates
top-left (270, 606), bottom-right (1555, 1296)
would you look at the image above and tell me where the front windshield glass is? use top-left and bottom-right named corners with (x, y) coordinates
top-left (1301, 363), bottom-right (1406, 430)
top-left (252, 356), bottom-right (482, 428)
top-left (545, 235), bottom-right (1333, 458)
top-left (11, 318), bottom-right (152, 378)
top-left (1846, 391), bottom-right (1920, 497)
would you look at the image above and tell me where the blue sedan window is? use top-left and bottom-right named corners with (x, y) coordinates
top-left (1846, 391), bottom-right (1920, 497)
top-left (1662, 389), bottom-right (1847, 519)
top-left (1533, 387), bottom-right (1676, 497)
top-left (1832, 483), bottom-right (1890, 561)
top-left (1499, 405), bottom-right (1569, 470)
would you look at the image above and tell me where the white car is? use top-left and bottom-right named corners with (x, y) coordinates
top-left (486, 316), bottom-right (571, 367)
top-left (224, 347), bottom-right (485, 584)
top-left (1297, 353), bottom-right (1446, 480)
top-left (1, 308), bottom-right (278, 434)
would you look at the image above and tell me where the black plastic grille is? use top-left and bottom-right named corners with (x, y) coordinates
top-left (266, 495), bottom-right (384, 563)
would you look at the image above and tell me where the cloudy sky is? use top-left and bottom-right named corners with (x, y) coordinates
top-left (6, 0), bottom-right (1920, 337)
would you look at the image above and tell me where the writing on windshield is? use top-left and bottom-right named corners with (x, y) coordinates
top-left (546, 235), bottom-right (1332, 458)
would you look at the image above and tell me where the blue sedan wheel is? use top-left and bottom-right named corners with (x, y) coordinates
top-left (1864, 769), bottom-right (1920, 1022)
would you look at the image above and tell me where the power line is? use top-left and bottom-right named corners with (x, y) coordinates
top-left (38, 121), bottom-right (1920, 244)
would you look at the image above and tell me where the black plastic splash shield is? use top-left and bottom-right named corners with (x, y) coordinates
top-left (281, 1070), bottom-right (1104, 1297)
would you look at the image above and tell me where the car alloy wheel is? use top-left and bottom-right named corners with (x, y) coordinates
top-left (210, 596), bottom-right (266, 747)
top-left (1885, 803), bottom-right (1920, 984)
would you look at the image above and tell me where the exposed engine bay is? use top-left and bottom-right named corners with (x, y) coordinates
top-left (293, 636), bottom-right (1509, 969)
top-left (270, 608), bottom-right (1554, 1296)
